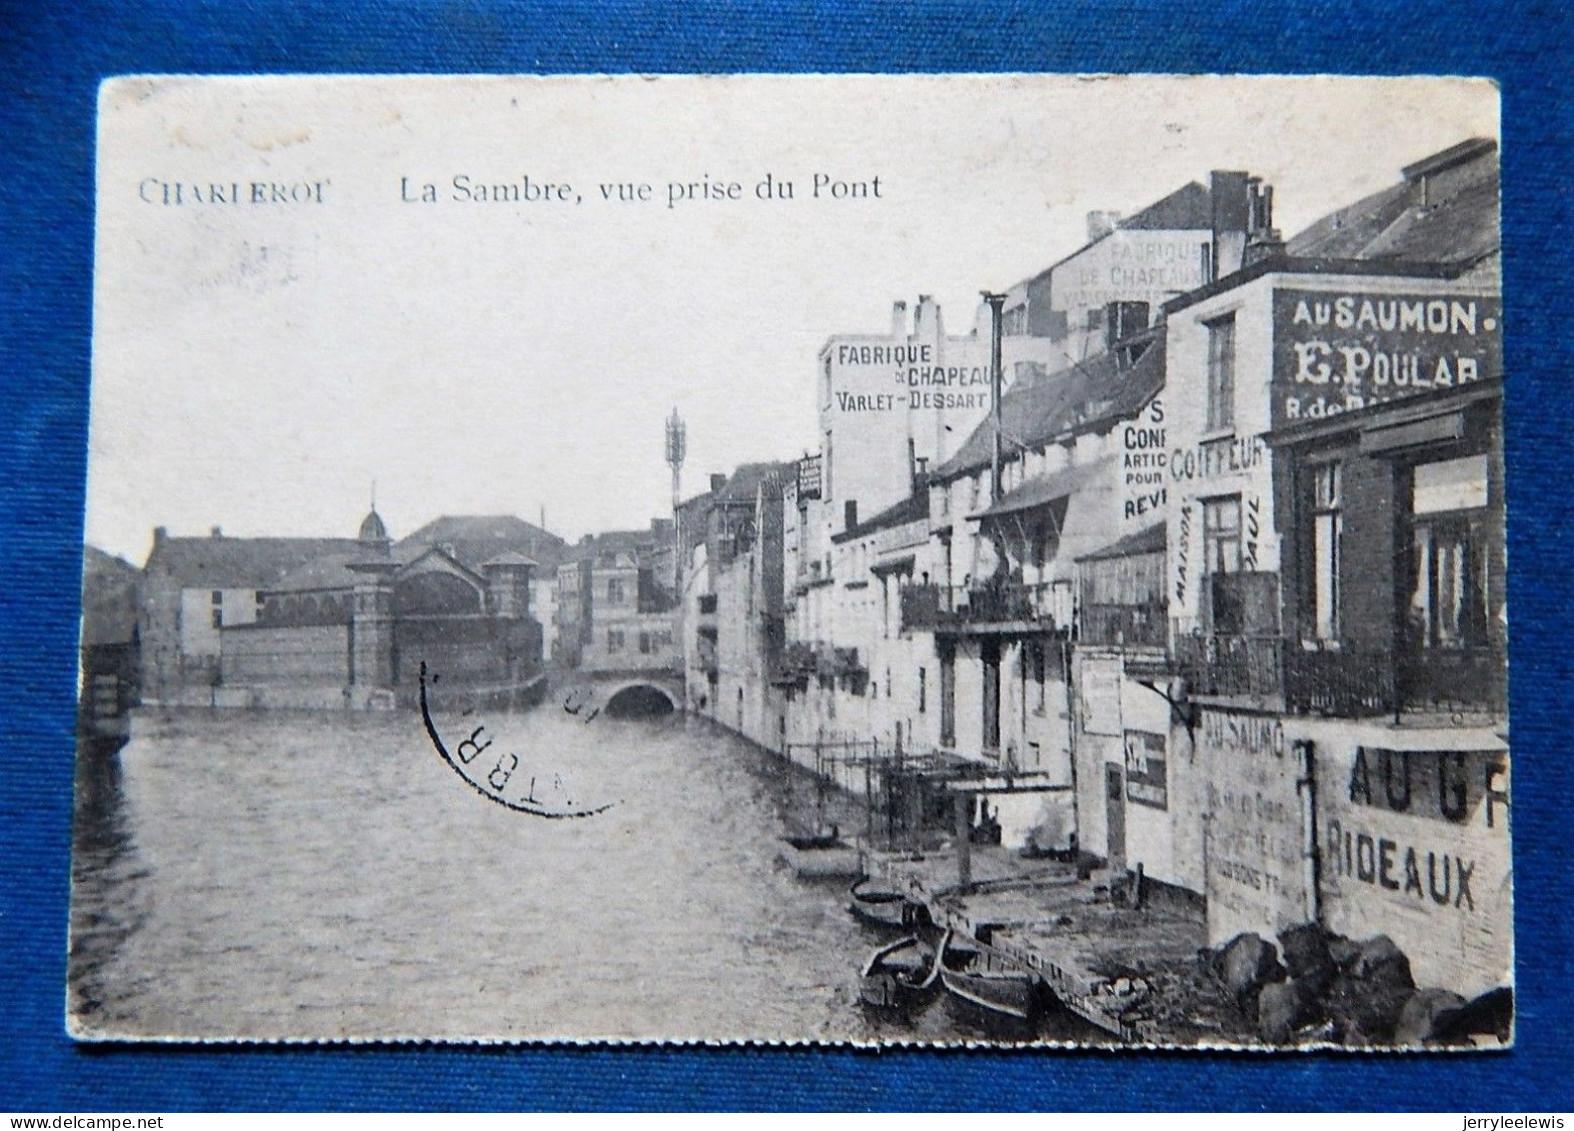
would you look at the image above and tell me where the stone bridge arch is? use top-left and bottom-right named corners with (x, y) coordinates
top-left (563, 672), bottom-right (685, 718)
top-left (601, 680), bottom-right (682, 717)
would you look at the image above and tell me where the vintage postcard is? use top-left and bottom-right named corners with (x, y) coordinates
top-left (74, 73), bottom-right (1510, 1047)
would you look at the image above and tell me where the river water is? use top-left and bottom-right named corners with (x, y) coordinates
top-left (69, 703), bottom-right (1037, 1044)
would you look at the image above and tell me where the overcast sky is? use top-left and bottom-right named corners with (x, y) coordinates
top-left (87, 74), bottom-right (1498, 563)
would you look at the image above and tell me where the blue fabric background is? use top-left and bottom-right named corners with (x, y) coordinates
top-left (2, 0), bottom-right (1569, 1112)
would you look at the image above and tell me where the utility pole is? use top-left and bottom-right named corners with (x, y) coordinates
top-left (982, 292), bottom-right (1007, 504)
top-left (665, 408), bottom-right (687, 590)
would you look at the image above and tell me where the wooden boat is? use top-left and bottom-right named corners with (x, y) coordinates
top-left (939, 931), bottom-right (1040, 1023)
top-left (847, 876), bottom-right (927, 932)
top-left (859, 930), bottom-right (944, 1011)
top-left (779, 832), bottom-right (862, 878)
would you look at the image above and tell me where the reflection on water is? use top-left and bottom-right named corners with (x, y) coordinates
top-left (69, 707), bottom-right (1083, 1043)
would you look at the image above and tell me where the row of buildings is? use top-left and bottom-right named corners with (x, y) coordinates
top-left (674, 138), bottom-right (1508, 1000)
top-left (79, 135), bottom-right (1509, 1005)
top-left (91, 514), bottom-right (566, 711)
top-left (84, 506), bottom-right (690, 714)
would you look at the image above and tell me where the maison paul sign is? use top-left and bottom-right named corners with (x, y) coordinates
top-left (1271, 289), bottom-right (1502, 426)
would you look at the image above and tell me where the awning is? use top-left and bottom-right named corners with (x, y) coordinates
top-left (870, 553), bottom-right (917, 577)
top-left (969, 458), bottom-right (1113, 521)
top-left (1077, 521), bottom-right (1166, 563)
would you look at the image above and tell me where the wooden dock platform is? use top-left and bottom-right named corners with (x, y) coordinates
top-left (866, 846), bottom-right (1211, 1043)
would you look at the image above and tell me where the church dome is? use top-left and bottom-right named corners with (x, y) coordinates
top-left (358, 508), bottom-right (389, 543)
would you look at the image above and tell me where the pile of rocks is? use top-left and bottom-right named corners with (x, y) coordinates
top-left (1205, 925), bottom-right (1513, 1046)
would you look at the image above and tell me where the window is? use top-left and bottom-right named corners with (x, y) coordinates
top-left (1026, 641), bottom-right (1048, 714)
top-left (211, 590), bottom-right (223, 605)
top-left (1202, 496), bottom-right (1242, 576)
top-left (1410, 455), bottom-right (1491, 651)
top-left (1310, 463), bottom-right (1342, 641)
top-left (939, 647), bottom-right (956, 747)
top-left (211, 608), bottom-right (223, 629)
top-left (918, 667), bottom-right (927, 713)
top-left (1411, 516), bottom-right (1489, 649)
top-left (607, 628), bottom-right (623, 652)
top-left (1050, 580), bottom-right (1074, 630)
top-left (1203, 495), bottom-right (1245, 633)
top-left (607, 577), bottom-right (625, 603)
top-left (638, 631), bottom-right (651, 654)
top-left (1205, 313), bottom-right (1236, 431)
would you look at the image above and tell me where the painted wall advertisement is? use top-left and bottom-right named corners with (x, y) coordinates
top-left (1316, 743), bottom-right (1512, 997)
top-left (1200, 709), bottom-right (1311, 946)
top-left (1051, 230), bottom-right (1208, 326)
top-left (1271, 289), bottom-right (1502, 426)
top-left (1120, 398), bottom-right (1166, 523)
top-left (1123, 729), bottom-right (1167, 809)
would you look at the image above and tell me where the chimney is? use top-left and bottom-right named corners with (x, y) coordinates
top-left (1086, 210), bottom-right (1121, 242)
top-left (891, 300), bottom-right (908, 339)
top-left (710, 472), bottom-right (726, 494)
top-left (153, 525), bottom-right (167, 545)
top-left (210, 526), bottom-right (223, 539)
top-left (915, 295), bottom-right (942, 340)
top-left (1210, 170), bottom-right (1251, 281)
top-left (1250, 179), bottom-right (1275, 234)
top-left (1243, 230), bottom-right (1286, 267)
top-left (1242, 178), bottom-right (1285, 267)
top-left (844, 499), bottom-right (858, 531)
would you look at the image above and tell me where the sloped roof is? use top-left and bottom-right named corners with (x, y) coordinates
top-left (146, 535), bottom-right (363, 588)
top-left (1120, 180), bottom-right (1211, 231)
top-left (1285, 181), bottom-right (1414, 260)
top-left (397, 544), bottom-right (489, 585)
top-left (85, 544), bottom-right (138, 579)
top-left (1356, 174), bottom-right (1499, 265)
top-left (81, 545), bottom-right (141, 646)
top-left (832, 489), bottom-right (929, 544)
top-left (1078, 521), bottom-right (1167, 563)
top-left (564, 527), bottom-right (667, 565)
top-left (397, 514), bottom-right (568, 570)
top-left (481, 550), bottom-right (539, 569)
top-left (933, 334), bottom-right (1166, 482)
top-left (971, 458), bottom-right (1113, 521)
top-left (715, 461), bottom-right (792, 504)
top-left (1011, 182), bottom-right (1213, 289)
top-left (1288, 139), bottom-right (1499, 268)
top-left (268, 552), bottom-right (369, 593)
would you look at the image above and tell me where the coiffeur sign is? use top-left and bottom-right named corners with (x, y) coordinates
top-left (1272, 289), bottom-right (1502, 426)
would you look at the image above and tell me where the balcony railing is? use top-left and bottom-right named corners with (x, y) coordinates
top-left (1283, 646), bottom-right (1395, 716)
top-left (1174, 633), bottom-right (1284, 701)
top-left (900, 582), bottom-right (1063, 634)
top-left (1078, 602), bottom-right (1168, 649)
top-left (1174, 631), bottom-right (1505, 718)
top-left (1394, 646), bottom-right (1506, 717)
